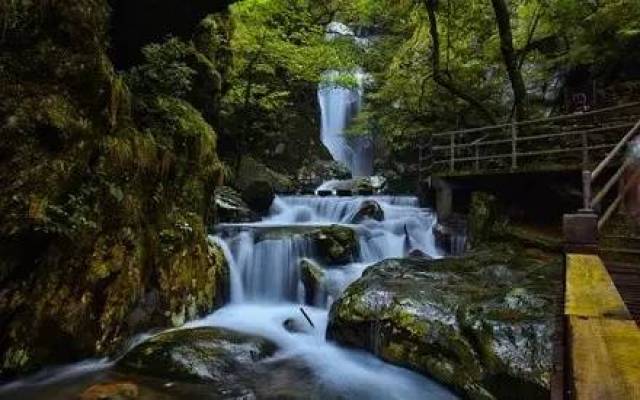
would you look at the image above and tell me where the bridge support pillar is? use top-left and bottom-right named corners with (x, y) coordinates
top-left (433, 178), bottom-right (453, 221)
top-left (563, 212), bottom-right (598, 253)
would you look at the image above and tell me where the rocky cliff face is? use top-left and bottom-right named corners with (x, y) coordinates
top-left (0, 0), bottom-right (234, 377)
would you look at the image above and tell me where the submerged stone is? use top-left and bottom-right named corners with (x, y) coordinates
top-left (326, 247), bottom-right (561, 400)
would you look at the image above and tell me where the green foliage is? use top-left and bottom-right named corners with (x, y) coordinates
top-left (320, 71), bottom-right (361, 90)
top-left (126, 38), bottom-right (196, 98)
top-left (222, 0), bottom-right (362, 164)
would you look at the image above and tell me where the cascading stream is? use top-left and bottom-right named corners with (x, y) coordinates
top-left (199, 195), bottom-right (456, 399)
top-left (0, 195), bottom-right (456, 400)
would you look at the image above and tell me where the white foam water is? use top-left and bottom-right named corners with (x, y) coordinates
top-left (0, 195), bottom-right (456, 400)
top-left (203, 195), bottom-right (455, 399)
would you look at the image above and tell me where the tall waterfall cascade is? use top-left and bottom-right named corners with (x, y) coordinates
top-left (319, 22), bottom-right (374, 177)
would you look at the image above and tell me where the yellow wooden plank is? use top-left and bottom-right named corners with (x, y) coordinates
top-left (570, 316), bottom-right (640, 400)
top-left (565, 254), bottom-right (631, 318)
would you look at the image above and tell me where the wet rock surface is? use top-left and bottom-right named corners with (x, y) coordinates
top-left (117, 327), bottom-right (277, 383)
top-left (114, 326), bottom-right (336, 400)
top-left (327, 246), bottom-right (561, 400)
top-left (311, 225), bottom-right (359, 265)
top-left (300, 258), bottom-right (326, 305)
top-left (350, 200), bottom-right (384, 224)
top-left (79, 382), bottom-right (139, 400)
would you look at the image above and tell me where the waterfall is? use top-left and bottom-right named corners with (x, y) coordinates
top-left (319, 22), bottom-right (374, 177)
top-left (214, 195), bottom-right (439, 307)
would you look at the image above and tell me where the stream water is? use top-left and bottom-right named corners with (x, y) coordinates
top-left (0, 195), bottom-right (457, 400)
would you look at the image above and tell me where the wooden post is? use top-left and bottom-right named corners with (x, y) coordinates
top-left (450, 133), bottom-right (455, 173)
top-left (582, 131), bottom-right (589, 168)
top-left (582, 170), bottom-right (592, 212)
top-left (511, 119), bottom-right (518, 170)
top-left (475, 143), bottom-right (480, 171)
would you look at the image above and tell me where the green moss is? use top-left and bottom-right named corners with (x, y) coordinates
top-left (328, 245), bottom-right (559, 400)
top-left (0, 2), bottom-right (230, 376)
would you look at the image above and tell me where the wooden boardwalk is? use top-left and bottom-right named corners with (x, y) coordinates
top-left (419, 102), bottom-right (640, 178)
top-left (565, 254), bottom-right (640, 400)
top-left (420, 104), bottom-right (640, 399)
top-left (606, 261), bottom-right (640, 326)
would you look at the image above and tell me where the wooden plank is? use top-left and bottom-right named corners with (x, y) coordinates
top-left (569, 316), bottom-right (640, 400)
top-left (565, 254), bottom-right (630, 318)
top-left (565, 254), bottom-right (640, 400)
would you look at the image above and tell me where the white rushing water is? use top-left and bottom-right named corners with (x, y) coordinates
top-left (203, 195), bottom-right (456, 399)
top-left (318, 70), bottom-right (374, 177)
top-left (0, 195), bottom-right (455, 400)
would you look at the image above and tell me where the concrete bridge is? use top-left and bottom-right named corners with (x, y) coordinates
top-left (419, 102), bottom-right (640, 399)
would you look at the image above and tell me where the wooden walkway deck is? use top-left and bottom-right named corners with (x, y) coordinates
top-left (606, 261), bottom-right (640, 326)
top-left (565, 254), bottom-right (640, 399)
top-left (420, 104), bottom-right (640, 399)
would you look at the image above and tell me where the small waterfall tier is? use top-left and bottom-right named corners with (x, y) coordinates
top-left (214, 195), bottom-right (439, 306)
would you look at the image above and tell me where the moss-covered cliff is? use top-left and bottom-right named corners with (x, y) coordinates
top-left (0, 0), bottom-right (233, 376)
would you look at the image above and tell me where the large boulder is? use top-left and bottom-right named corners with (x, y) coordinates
top-left (350, 200), bottom-right (384, 224)
top-left (235, 156), bottom-right (295, 194)
top-left (116, 326), bottom-right (336, 399)
top-left (310, 225), bottom-right (358, 265)
top-left (327, 246), bottom-right (561, 400)
top-left (233, 156), bottom-right (295, 213)
top-left (117, 327), bottom-right (276, 384)
top-left (300, 258), bottom-right (326, 306)
top-left (241, 179), bottom-right (275, 214)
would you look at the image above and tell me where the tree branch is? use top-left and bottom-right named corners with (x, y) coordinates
top-left (423, 0), bottom-right (497, 125)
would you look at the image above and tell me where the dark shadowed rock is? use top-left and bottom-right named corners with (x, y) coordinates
top-left (327, 246), bottom-right (561, 400)
top-left (408, 248), bottom-right (432, 258)
top-left (241, 179), bottom-right (275, 214)
top-left (350, 200), bottom-right (384, 224)
top-left (311, 225), bottom-right (358, 265)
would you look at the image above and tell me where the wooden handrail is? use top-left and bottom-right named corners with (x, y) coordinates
top-left (432, 123), bottom-right (635, 151)
top-left (591, 119), bottom-right (640, 180)
top-left (432, 102), bottom-right (640, 138)
top-left (591, 158), bottom-right (631, 209)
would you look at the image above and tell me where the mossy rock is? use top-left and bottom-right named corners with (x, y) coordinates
top-left (235, 156), bottom-right (295, 194)
top-left (117, 326), bottom-right (276, 382)
top-left (327, 246), bottom-right (561, 400)
top-left (300, 258), bottom-right (325, 305)
top-left (310, 225), bottom-right (358, 265)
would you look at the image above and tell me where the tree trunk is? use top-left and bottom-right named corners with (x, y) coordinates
top-left (490, 0), bottom-right (528, 121)
top-left (423, 0), bottom-right (497, 125)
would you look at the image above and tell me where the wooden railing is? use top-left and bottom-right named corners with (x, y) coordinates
top-left (419, 102), bottom-right (640, 176)
top-left (581, 118), bottom-right (640, 230)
